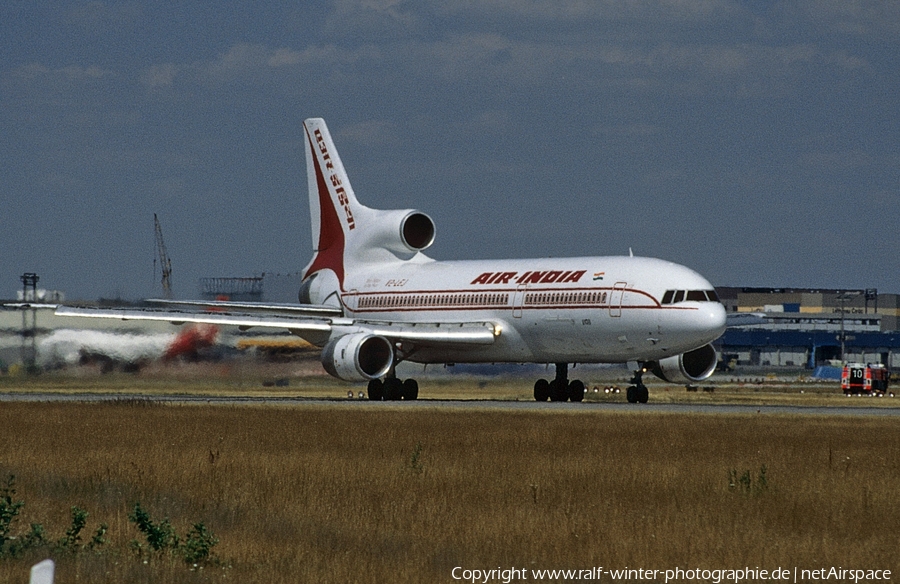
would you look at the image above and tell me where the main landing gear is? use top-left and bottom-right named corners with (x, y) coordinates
top-left (366, 363), bottom-right (647, 404)
top-left (367, 376), bottom-right (419, 400)
top-left (626, 367), bottom-right (649, 404)
top-left (533, 363), bottom-right (585, 402)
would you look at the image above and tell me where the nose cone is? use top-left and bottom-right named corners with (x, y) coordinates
top-left (660, 299), bottom-right (727, 353)
top-left (702, 301), bottom-right (727, 342)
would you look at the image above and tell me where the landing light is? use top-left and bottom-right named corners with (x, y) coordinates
top-left (493, 324), bottom-right (503, 337)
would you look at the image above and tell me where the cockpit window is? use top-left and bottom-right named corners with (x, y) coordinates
top-left (662, 289), bottom-right (720, 305)
top-left (686, 290), bottom-right (707, 302)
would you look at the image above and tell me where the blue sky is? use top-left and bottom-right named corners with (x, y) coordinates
top-left (2, 1), bottom-right (898, 300)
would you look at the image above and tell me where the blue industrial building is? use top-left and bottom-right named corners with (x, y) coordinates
top-left (716, 287), bottom-right (900, 369)
top-left (717, 328), bottom-right (900, 369)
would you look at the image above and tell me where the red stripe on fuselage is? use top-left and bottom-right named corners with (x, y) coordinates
top-left (342, 285), bottom-right (674, 314)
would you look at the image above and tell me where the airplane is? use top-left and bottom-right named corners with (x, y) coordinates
top-left (37, 324), bottom-right (218, 372)
top-left (56, 117), bottom-right (727, 402)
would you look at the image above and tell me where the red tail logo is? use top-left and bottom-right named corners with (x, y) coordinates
top-left (304, 128), bottom-right (346, 285)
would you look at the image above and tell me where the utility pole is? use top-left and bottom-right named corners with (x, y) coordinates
top-left (20, 273), bottom-right (39, 372)
top-left (154, 214), bottom-right (172, 299)
top-left (837, 290), bottom-right (862, 363)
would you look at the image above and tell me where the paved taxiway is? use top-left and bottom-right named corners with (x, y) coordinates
top-left (1, 392), bottom-right (898, 417)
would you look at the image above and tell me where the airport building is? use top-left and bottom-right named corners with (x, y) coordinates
top-left (199, 273), bottom-right (304, 303)
top-left (715, 287), bottom-right (900, 369)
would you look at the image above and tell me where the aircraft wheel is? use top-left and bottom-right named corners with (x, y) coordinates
top-left (367, 379), bottom-right (384, 401)
top-left (402, 378), bottom-right (419, 400)
top-left (638, 386), bottom-right (649, 403)
top-left (626, 386), bottom-right (638, 403)
top-left (549, 379), bottom-right (568, 402)
top-left (568, 380), bottom-right (585, 402)
top-left (534, 379), bottom-right (550, 401)
top-left (383, 377), bottom-right (403, 400)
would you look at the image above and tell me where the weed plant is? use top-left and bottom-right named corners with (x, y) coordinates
top-left (0, 401), bottom-right (897, 583)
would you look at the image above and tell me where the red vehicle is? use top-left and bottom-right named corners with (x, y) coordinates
top-left (842, 363), bottom-right (891, 396)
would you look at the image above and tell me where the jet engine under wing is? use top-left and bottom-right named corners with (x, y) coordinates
top-left (53, 306), bottom-right (498, 347)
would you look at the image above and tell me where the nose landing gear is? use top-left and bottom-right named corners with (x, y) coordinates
top-left (626, 367), bottom-right (649, 403)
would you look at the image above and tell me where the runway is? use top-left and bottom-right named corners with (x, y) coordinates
top-left (2, 392), bottom-right (898, 417)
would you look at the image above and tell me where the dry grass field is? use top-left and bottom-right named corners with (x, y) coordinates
top-left (0, 395), bottom-right (898, 583)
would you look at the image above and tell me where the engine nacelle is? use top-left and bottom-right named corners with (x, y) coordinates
top-left (361, 209), bottom-right (435, 256)
top-left (648, 343), bottom-right (718, 384)
top-left (321, 333), bottom-right (394, 381)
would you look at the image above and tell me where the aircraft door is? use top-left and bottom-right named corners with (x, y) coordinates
top-left (609, 282), bottom-right (627, 317)
top-left (344, 289), bottom-right (359, 312)
top-left (512, 284), bottom-right (526, 318)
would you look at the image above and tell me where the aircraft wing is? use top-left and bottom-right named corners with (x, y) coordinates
top-left (54, 305), bottom-right (498, 346)
top-left (55, 305), bottom-right (334, 333)
top-left (144, 298), bottom-right (345, 316)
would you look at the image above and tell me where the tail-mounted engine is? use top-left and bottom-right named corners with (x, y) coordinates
top-left (321, 332), bottom-right (394, 381)
top-left (359, 209), bottom-right (435, 258)
top-left (648, 343), bottom-right (718, 384)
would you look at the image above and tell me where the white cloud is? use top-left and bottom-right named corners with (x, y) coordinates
top-left (433, 0), bottom-right (740, 23)
top-left (12, 62), bottom-right (113, 82)
top-left (794, 0), bottom-right (900, 37)
top-left (268, 48), bottom-right (303, 67)
top-left (336, 119), bottom-right (399, 146)
top-left (141, 63), bottom-right (177, 87)
top-left (187, 42), bottom-right (373, 85)
top-left (204, 43), bottom-right (272, 80)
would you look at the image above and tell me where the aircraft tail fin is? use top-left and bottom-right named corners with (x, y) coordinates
top-left (301, 118), bottom-right (435, 292)
top-left (302, 118), bottom-right (362, 285)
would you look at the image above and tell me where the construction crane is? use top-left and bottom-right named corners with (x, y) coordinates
top-left (153, 213), bottom-right (172, 299)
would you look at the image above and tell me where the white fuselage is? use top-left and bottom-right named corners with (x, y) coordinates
top-left (338, 255), bottom-right (726, 364)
